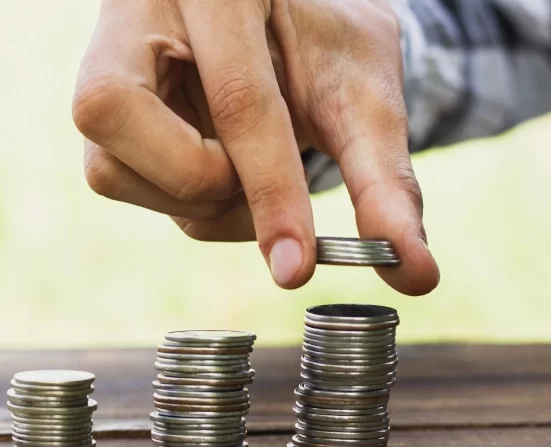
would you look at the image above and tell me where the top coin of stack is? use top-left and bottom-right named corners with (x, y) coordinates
top-left (290, 304), bottom-right (400, 447)
top-left (151, 330), bottom-right (257, 447)
top-left (7, 370), bottom-right (97, 447)
top-left (316, 237), bottom-right (400, 267)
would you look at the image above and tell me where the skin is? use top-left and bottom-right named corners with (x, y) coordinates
top-left (72, 0), bottom-right (440, 296)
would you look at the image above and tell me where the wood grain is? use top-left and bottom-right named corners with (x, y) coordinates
top-left (3, 429), bottom-right (551, 447)
top-left (0, 345), bottom-right (549, 434)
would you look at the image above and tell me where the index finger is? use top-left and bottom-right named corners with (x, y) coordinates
top-left (183, 1), bottom-right (316, 289)
top-left (72, 0), bottom-right (239, 202)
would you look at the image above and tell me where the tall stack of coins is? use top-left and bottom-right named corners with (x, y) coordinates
top-left (151, 330), bottom-right (256, 447)
top-left (290, 305), bottom-right (399, 447)
top-left (7, 370), bottom-right (97, 447)
top-left (316, 237), bottom-right (400, 267)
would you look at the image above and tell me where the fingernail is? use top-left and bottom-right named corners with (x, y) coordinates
top-left (269, 238), bottom-right (303, 287)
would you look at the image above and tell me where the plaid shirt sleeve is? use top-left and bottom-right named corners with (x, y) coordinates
top-left (303, 0), bottom-right (551, 193)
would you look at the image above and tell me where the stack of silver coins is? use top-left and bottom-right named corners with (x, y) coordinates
top-left (7, 370), bottom-right (97, 447)
top-left (290, 305), bottom-right (399, 447)
top-left (316, 237), bottom-right (400, 266)
top-left (151, 330), bottom-right (256, 447)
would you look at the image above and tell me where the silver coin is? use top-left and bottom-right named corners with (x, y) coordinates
top-left (302, 347), bottom-right (396, 361)
top-left (14, 371), bottom-right (95, 388)
top-left (297, 384), bottom-right (390, 399)
top-left (156, 353), bottom-right (250, 362)
top-left (304, 326), bottom-right (395, 338)
top-left (303, 332), bottom-right (396, 344)
top-left (294, 403), bottom-right (387, 416)
top-left (8, 400), bottom-right (97, 416)
top-left (302, 353), bottom-right (398, 366)
top-left (317, 248), bottom-right (398, 259)
top-left (10, 414), bottom-right (94, 426)
top-left (316, 250), bottom-right (398, 262)
top-left (12, 437), bottom-right (95, 447)
top-left (11, 381), bottom-right (94, 397)
top-left (13, 424), bottom-right (92, 434)
top-left (300, 370), bottom-right (397, 386)
top-left (303, 342), bottom-right (397, 355)
top-left (153, 393), bottom-right (249, 406)
top-left (302, 357), bottom-right (397, 373)
top-left (151, 430), bottom-right (245, 443)
top-left (299, 375), bottom-right (396, 391)
top-left (303, 335), bottom-right (396, 348)
top-left (153, 426), bottom-right (246, 436)
top-left (159, 370), bottom-right (254, 380)
top-left (153, 428), bottom-right (245, 437)
top-left (151, 439), bottom-right (248, 447)
top-left (12, 431), bottom-right (92, 442)
top-left (317, 257), bottom-right (400, 267)
top-left (295, 425), bottom-right (390, 441)
top-left (296, 419), bottom-right (388, 431)
top-left (305, 304), bottom-right (398, 322)
top-left (301, 367), bottom-right (397, 382)
top-left (8, 391), bottom-right (89, 408)
top-left (152, 381), bottom-right (246, 393)
top-left (158, 345), bottom-right (253, 355)
top-left (301, 353), bottom-right (398, 367)
top-left (154, 421), bottom-right (246, 431)
top-left (293, 407), bottom-right (388, 424)
top-left (301, 368), bottom-right (396, 383)
top-left (300, 375), bottom-right (395, 392)
top-left (155, 357), bottom-right (250, 366)
top-left (316, 237), bottom-right (393, 248)
top-left (294, 394), bottom-right (388, 410)
top-left (317, 244), bottom-right (397, 257)
top-left (295, 434), bottom-right (389, 446)
top-left (153, 385), bottom-right (248, 399)
top-left (153, 392), bottom-right (249, 404)
top-left (292, 434), bottom-right (387, 447)
top-left (156, 409), bottom-right (249, 419)
top-left (288, 441), bottom-right (386, 447)
top-left (154, 400), bottom-right (250, 412)
top-left (165, 331), bottom-right (256, 345)
top-left (157, 373), bottom-right (254, 387)
top-left (150, 412), bottom-right (244, 426)
top-left (316, 245), bottom-right (397, 256)
top-left (155, 362), bottom-right (251, 374)
top-left (304, 317), bottom-right (399, 331)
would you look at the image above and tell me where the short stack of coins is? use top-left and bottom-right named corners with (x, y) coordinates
top-left (151, 330), bottom-right (257, 447)
top-left (7, 370), bottom-right (97, 447)
top-left (316, 237), bottom-right (400, 267)
top-left (290, 304), bottom-right (399, 447)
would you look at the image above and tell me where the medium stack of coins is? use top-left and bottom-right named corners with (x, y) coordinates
top-left (7, 370), bottom-right (97, 447)
top-left (316, 237), bottom-right (400, 266)
top-left (290, 305), bottom-right (399, 447)
top-left (151, 330), bottom-right (256, 447)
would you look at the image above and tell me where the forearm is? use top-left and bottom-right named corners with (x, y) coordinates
top-left (391, 0), bottom-right (551, 153)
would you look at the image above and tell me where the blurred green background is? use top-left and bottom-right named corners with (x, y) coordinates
top-left (1, 1), bottom-right (550, 349)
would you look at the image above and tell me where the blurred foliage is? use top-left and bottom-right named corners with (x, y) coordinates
top-left (1, 1), bottom-right (550, 349)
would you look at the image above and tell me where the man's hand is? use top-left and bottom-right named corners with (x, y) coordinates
top-left (72, 0), bottom-right (439, 295)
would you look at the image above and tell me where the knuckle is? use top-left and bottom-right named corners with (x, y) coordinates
top-left (83, 145), bottom-right (120, 198)
top-left (370, 77), bottom-right (407, 123)
top-left (72, 75), bottom-right (131, 144)
top-left (392, 155), bottom-right (423, 211)
top-left (171, 173), bottom-right (210, 202)
top-left (209, 66), bottom-right (270, 137)
top-left (246, 180), bottom-right (282, 209)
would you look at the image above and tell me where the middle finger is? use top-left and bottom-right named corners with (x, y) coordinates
top-left (84, 141), bottom-right (239, 220)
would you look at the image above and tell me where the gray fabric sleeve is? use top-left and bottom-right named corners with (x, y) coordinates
top-left (304, 0), bottom-right (551, 193)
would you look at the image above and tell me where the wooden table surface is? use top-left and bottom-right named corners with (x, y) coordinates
top-left (0, 345), bottom-right (550, 446)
